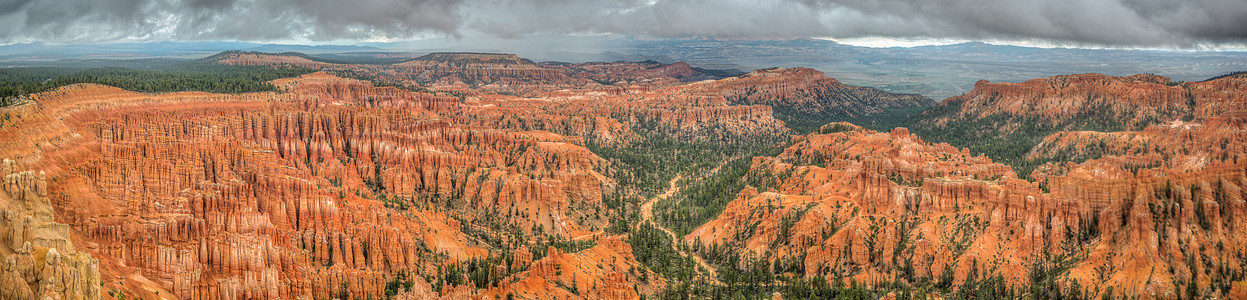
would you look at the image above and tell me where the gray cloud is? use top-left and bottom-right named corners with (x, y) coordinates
top-left (796, 0), bottom-right (1247, 47)
top-left (0, 0), bottom-right (465, 43)
top-left (0, 0), bottom-right (1243, 48)
top-left (471, 0), bottom-right (1247, 48)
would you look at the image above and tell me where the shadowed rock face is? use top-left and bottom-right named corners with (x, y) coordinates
top-left (685, 74), bottom-right (1247, 299)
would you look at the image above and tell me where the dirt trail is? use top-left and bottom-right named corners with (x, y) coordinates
top-left (638, 175), bottom-right (722, 285)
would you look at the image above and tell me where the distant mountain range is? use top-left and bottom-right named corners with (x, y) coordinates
top-left (3, 38), bottom-right (1244, 99)
top-left (565, 39), bottom-right (1247, 99)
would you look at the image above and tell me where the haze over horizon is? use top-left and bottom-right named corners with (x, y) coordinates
top-left (1, 0), bottom-right (1245, 50)
top-left (2, 0), bottom-right (1246, 100)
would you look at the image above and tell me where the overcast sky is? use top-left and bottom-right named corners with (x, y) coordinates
top-left (1, 0), bottom-right (1244, 49)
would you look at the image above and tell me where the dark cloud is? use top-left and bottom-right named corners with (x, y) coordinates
top-left (465, 0), bottom-right (832, 39)
top-left (796, 0), bottom-right (1247, 47)
top-left (471, 0), bottom-right (1247, 48)
top-left (0, 0), bottom-right (1243, 48)
top-left (0, 0), bottom-right (465, 43)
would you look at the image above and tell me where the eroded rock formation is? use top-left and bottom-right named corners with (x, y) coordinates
top-left (0, 72), bottom-right (635, 299)
top-left (10, 49), bottom-right (1239, 299)
top-left (1, 159), bottom-right (102, 300)
top-left (913, 73), bottom-right (1246, 133)
top-left (694, 68), bottom-right (934, 117)
top-left (686, 73), bottom-right (1247, 298)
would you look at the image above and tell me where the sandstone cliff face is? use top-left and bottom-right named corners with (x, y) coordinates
top-left (213, 53), bottom-right (788, 145)
top-left (1187, 74), bottom-right (1247, 120)
top-left (692, 68), bottom-right (934, 118)
top-left (276, 72), bottom-right (461, 112)
top-left (216, 53), bottom-right (935, 142)
top-left (0, 73), bottom-right (632, 299)
top-left (548, 61), bottom-right (721, 85)
top-left (216, 52), bottom-right (948, 146)
top-left (1023, 111), bottom-right (1247, 298)
top-left (394, 53), bottom-right (572, 86)
top-left (462, 66), bottom-right (935, 144)
top-left (1, 159), bottom-right (102, 300)
top-left (480, 236), bottom-right (662, 300)
top-left (446, 77), bottom-right (789, 145)
top-left (913, 73), bottom-right (1243, 133)
top-left (688, 123), bottom-right (1040, 287)
top-left (1028, 113), bottom-right (1247, 175)
top-left (0, 51), bottom-right (936, 299)
top-left (23, 49), bottom-right (1245, 299)
top-left (687, 73), bottom-right (1247, 298)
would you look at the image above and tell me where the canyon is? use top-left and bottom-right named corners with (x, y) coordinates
top-left (0, 51), bottom-right (1244, 299)
top-left (679, 73), bottom-right (1247, 298)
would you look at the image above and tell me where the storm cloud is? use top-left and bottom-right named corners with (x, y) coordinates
top-left (0, 0), bottom-right (1243, 48)
top-left (0, 0), bottom-right (465, 42)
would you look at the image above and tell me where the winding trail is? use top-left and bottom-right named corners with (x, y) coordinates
top-left (638, 175), bottom-right (723, 285)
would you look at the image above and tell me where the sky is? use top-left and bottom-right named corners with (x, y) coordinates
top-left (1, 0), bottom-right (1245, 50)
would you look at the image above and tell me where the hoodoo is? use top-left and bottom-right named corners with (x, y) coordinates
top-left (2, 5), bottom-right (1245, 296)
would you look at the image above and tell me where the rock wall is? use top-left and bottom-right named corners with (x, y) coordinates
top-left (481, 236), bottom-right (660, 300)
top-left (688, 115), bottom-right (1247, 298)
top-left (1, 159), bottom-right (102, 300)
top-left (917, 73), bottom-right (1247, 133)
top-left (694, 67), bottom-right (935, 117)
top-left (0, 72), bottom-right (630, 299)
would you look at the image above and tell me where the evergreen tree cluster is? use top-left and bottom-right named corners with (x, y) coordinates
top-left (0, 62), bottom-right (313, 107)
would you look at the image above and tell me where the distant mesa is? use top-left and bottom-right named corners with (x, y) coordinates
top-left (400, 52), bottom-right (537, 66)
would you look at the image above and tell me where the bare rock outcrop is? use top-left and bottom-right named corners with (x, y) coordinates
top-left (1, 159), bottom-right (101, 300)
